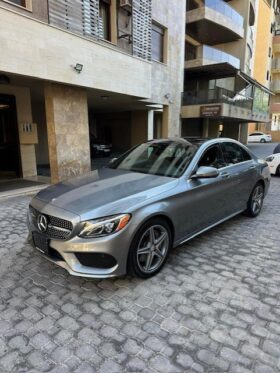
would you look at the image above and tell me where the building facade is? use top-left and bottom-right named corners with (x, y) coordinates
top-left (270, 1), bottom-right (280, 141)
top-left (249, 0), bottom-right (279, 138)
top-left (182, 0), bottom-right (272, 143)
top-left (0, 0), bottom-right (186, 183)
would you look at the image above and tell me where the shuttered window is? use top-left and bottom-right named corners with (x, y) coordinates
top-left (152, 22), bottom-right (165, 63)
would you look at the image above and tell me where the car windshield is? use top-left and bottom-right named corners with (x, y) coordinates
top-left (109, 141), bottom-right (197, 178)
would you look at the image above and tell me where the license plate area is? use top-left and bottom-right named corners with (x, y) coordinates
top-left (32, 232), bottom-right (49, 256)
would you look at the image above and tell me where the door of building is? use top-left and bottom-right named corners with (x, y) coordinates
top-left (0, 94), bottom-right (21, 179)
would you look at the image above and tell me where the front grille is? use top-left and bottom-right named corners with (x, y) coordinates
top-left (29, 206), bottom-right (73, 240)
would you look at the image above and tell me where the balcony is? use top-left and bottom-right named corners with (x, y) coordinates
top-left (185, 45), bottom-right (240, 75)
top-left (181, 86), bottom-right (270, 123)
top-left (186, 0), bottom-right (244, 45)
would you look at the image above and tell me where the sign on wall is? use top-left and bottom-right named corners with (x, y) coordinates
top-left (200, 105), bottom-right (222, 118)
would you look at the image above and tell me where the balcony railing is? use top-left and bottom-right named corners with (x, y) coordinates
top-left (182, 87), bottom-right (253, 110)
top-left (187, 0), bottom-right (243, 27)
top-left (186, 45), bottom-right (240, 69)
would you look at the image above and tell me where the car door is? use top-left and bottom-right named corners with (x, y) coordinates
top-left (220, 142), bottom-right (257, 213)
top-left (174, 144), bottom-right (236, 240)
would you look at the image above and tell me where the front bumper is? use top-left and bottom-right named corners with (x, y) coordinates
top-left (28, 212), bottom-right (132, 279)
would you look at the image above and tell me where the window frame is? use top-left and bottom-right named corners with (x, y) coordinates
top-left (2, 0), bottom-right (32, 11)
top-left (151, 20), bottom-right (168, 64)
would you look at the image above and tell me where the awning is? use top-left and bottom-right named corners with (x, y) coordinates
top-left (238, 71), bottom-right (275, 95)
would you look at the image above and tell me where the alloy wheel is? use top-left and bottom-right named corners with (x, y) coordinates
top-left (251, 185), bottom-right (264, 215)
top-left (136, 225), bottom-right (169, 274)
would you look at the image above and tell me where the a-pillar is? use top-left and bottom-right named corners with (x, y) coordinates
top-left (44, 83), bottom-right (91, 183)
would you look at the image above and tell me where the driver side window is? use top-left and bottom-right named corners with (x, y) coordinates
top-left (198, 145), bottom-right (226, 169)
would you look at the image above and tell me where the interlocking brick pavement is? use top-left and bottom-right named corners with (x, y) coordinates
top-left (0, 177), bottom-right (280, 372)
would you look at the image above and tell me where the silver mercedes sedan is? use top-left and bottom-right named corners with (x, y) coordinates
top-left (28, 138), bottom-right (270, 279)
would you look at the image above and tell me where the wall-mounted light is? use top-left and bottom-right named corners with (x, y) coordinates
top-left (73, 63), bottom-right (83, 73)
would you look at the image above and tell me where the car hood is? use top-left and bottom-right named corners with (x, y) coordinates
top-left (34, 168), bottom-right (178, 220)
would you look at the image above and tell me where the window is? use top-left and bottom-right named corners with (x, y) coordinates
top-left (99, 0), bottom-right (111, 41)
top-left (8, 0), bottom-right (26, 6)
top-left (269, 47), bottom-right (272, 57)
top-left (4, 0), bottom-right (32, 9)
top-left (267, 70), bottom-right (270, 80)
top-left (221, 143), bottom-right (251, 165)
top-left (152, 22), bottom-right (166, 63)
top-left (198, 145), bottom-right (226, 169)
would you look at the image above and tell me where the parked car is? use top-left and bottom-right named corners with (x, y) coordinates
top-left (90, 135), bottom-right (112, 157)
top-left (266, 153), bottom-right (280, 175)
top-left (27, 138), bottom-right (271, 279)
top-left (273, 143), bottom-right (280, 154)
top-left (248, 132), bottom-right (272, 143)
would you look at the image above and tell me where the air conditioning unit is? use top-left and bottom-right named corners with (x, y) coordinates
top-left (120, 0), bottom-right (132, 11)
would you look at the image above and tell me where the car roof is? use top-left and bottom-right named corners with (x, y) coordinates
top-left (147, 137), bottom-right (245, 149)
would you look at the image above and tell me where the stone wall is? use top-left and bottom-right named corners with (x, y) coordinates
top-left (44, 83), bottom-right (91, 183)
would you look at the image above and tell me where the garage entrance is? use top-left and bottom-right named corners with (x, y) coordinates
top-left (0, 94), bottom-right (21, 180)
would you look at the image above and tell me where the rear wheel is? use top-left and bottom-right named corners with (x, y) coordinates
top-left (260, 138), bottom-right (266, 143)
top-left (245, 183), bottom-right (264, 217)
top-left (276, 165), bottom-right (280, 176)
top-left (127, 218), bottom-right (171, 278)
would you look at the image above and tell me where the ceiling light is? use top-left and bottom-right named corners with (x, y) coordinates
top-left (73, 63), bottom-right (83, 73)
top-left (101, 95), bottom-right (109, 100)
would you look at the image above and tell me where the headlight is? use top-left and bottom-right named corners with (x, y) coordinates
top-left (266, 156), bottom-right (274, 162)
top-left (79, 214), bottom-right (131, 238)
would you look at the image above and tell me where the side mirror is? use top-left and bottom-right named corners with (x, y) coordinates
top-left (191, 166), bottom-right (219, 179)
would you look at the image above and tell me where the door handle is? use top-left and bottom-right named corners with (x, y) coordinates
top-left (221, 172), bottom-right (230, 179)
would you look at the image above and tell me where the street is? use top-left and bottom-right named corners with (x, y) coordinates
top-left (0, 175), bottom-right (280, 372)
top-left (246, 143), bottom-right (277, 159)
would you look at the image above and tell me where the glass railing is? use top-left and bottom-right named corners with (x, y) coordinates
top-left (187, 0), bottom-right (244, 28)
top-left (192, 45), bottom-right (240, 69)
top-left (182, 87), bottom-right (253, 110)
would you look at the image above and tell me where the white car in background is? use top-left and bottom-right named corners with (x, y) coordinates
top-left (266, 153), bottom-right (280, 176)
top-left (248, 132), bottom-right (272, 143)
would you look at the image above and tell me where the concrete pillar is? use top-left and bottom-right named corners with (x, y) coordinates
top-left (162, 106), bottom-right (169, 138)
top-left (239, 123), bottom-right (249, 144)
top-left (130, 111), bottom-right (148, 146)
top-left (44, 83), bottom-right (91, 184)
top-left (202, 119), bottom-right (209, 138)
top-left (147, 110), bottom-right (154, 140)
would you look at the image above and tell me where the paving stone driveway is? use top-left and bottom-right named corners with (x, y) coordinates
top-left (0, 178), bottom-right (280, 373)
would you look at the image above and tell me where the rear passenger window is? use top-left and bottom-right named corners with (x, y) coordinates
top-left (222, 143), bottom-right (251, 165)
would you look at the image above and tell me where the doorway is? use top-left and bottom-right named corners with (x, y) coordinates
top-left (0, 94), bottom-right (21, 180)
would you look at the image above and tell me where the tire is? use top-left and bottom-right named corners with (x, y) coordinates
top-left (260, 138), bottom-right (266, 143)
top-left (276, 165), bottom-right (280, 177)
top-left (245, 183), bottom-right (264, 217)
top-left (127, 218), bottom-right (172, 278)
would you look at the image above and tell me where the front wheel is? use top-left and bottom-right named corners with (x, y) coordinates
top-left (245, 183), bottom-right (264, 217)
top-left (127, 218), bottom-right (172, 278)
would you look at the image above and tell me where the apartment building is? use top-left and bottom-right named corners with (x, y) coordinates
top-left (271, 2), bottom-right (280, 141)
top-left (182, 0), bottom-right (272, 143)
top-left (0, 0), bottom-right (185, 184)
top-left (248, 0), bottom-right (279, 138)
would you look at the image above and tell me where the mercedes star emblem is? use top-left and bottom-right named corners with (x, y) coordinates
top-left (37, 214), bottom-right (48, 233)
